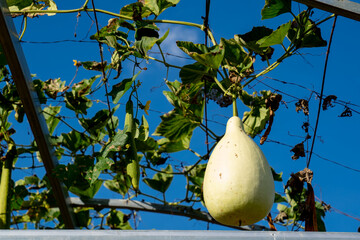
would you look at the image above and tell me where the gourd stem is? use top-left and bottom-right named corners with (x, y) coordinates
top-left (232, 97), bottom-right (238, 117)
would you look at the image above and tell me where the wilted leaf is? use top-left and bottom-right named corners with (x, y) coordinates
top-left (101, 130), bottom-right (128, 157)
top-left (88, 157), bottom-right (114, 185)
top-left (43, 78), bottom-right (68, 99)
top-left (260, 93), bottom-right (282, 144)
top-left (81, 61), bottom-right (107, 71)
top-left (65, 76), bottom-right (98, 114)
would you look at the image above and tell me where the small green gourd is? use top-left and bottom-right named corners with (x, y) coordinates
top-left (203, 116), bottom-right (275, 226)
top-left (124, 99), bottom-right (140, 192)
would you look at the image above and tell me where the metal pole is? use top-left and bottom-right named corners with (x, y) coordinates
top-left (0, 1), bottom-right (76, 228)
top-left (293, 0), bottom-right (360, 22)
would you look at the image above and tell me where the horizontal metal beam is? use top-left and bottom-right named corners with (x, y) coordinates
top-left (0, 0), bottom-right (76, 229)
top-left (293, 0), bottom-right (360, 22)
top-left (69, 198), bottom-right (269, 231)
top-left (1, 230), bottom-right (360, 239)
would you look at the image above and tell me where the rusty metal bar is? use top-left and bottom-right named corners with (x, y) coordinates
top-left (293, 0), bottom-right (360, 22)
top-left (0, 0), bottom-right (76, 228)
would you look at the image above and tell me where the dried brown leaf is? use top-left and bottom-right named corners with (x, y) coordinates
top-left (305, 183), bottom-right (318, 231)
top-left (295, 99), bottom-right (309, 115)
top-left (290, 142), bottom-right (305, 160)
top-left (322, 95), bottom-right (337, 110)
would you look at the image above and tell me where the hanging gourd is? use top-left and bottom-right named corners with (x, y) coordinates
top-left (203, 100), bottom-right (275, 226)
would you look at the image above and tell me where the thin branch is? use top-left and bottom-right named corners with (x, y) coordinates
top-left (307, 15), bottom-right (338, 168)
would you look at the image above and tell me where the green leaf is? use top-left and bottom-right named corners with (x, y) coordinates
top-left (137, 115), bottom-right (149, 141)
top-left (11, 185), bottom-right (28, 210)
top-left (153, 109), bottom-right (199, 141)
top-left (271, 168), bottom-right (283, 182)
top-left (135, 37), bottom-right (157, 57)
top-left (179, 62), bottom-right (210, 84)
top-left (32, 79), bottom-right (47, 104)
top-left (240, 90), bottom-right (271, 138)
top-left (108, 72), bottom-right (141, 104)
top-left (143, 164), bottom-right (173, 193)
top-left (88, 157), bottom-right (114, 185)
top-left (120, 3), bottom-right (152, 19)
top-left (80, 109), bottom-right (111, 139)
top-left (258, 21), bottom-right (291, 47)
top-left (7, 0), bottom-right (32, 10)
top-left (220, 38), bottom-right (254, 74)
top-left (235, 27), bottom-right (274, 56)
top-left (274, 193), bottom-right (287, 203)
top-left (104, 174), bottom-right (132, 197)
top-left (74, 209), bottom-right (90, 228)
top-left (90, 18), bottom-right (130, 45)
top-left (158, 134), bottom-right (191, 153)
top-left (101, 130), bottom-right (128, 158)
top-left (288, 12), bottom-right (327, 48)
top-left (261, 0), bottom-right (292, 20)
top-left (177, 41), bottom-right (225, 69)
top-left (144, 0), bottom-right (180, 16)
top-left (186, 163), bottom-right (206, 187)
top-left (315, 201), bottom-right (327, 231)
top-left (106, 209), bottom-right (132, 230)
top-left (136, 136), bottom-right (158, 152)
top-left (43, 106), bottom-right (61, 135)
top-left (61, 130), bottom-right (91, 153)
top-left (69, 179), bottom-right (102, 199)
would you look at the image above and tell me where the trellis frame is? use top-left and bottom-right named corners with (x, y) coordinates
top-left (0, 0), bottom-right (77, 229)
top-left (0, 0), bottom-right (359, 231)
top-left (293, 0), bottom-right (360, 22)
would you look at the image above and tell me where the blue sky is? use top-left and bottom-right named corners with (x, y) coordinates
top-left (7, 0), bottom-right (360, 231)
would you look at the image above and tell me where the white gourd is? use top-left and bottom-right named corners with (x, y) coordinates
top-left (203, 116), bottom-right (275, 226)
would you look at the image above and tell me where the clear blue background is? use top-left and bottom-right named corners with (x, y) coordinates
top-left (7, 0), bottom-right (360, 232)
